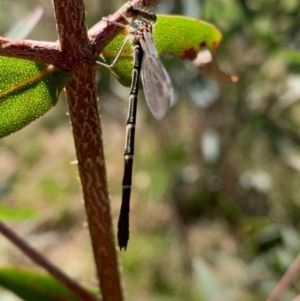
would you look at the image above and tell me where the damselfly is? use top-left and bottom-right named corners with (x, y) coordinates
top-left (98, 3), bottom-right (173, 250)
top-left (117, 14), bottom-right (173, 250)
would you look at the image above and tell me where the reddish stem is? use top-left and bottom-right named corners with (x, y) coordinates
top-left (266, 253), bottom-right (300, 301)
top-left (0, 220), bottom-right (97, 301)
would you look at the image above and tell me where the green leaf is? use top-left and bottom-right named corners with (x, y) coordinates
top-left (101, 14), bottom-right (222, 87)
top-left (0, 57), bottom-right (72, 138)
top-left (280, 49), bottom-right (300, 64)
top-left (153, 15), bottom-right (222, 57)
top-left (0, 268), bottom-right (89, 301)
top-left (0, 205), bottom-right (36, 221)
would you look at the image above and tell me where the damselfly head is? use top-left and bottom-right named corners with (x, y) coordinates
top-left (123, 3), bottom-right (157, 24)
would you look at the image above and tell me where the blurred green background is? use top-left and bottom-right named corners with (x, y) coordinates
top-left (0, 0), bottom-right (300, 300)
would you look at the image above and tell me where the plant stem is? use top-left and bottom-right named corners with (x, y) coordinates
top-left (65, 68), bottom-right (124, 301)
top-left (53, 0), bottom-right (124, 300)
top-left (0, 220), bottom-right (97, 301)
top-left (266, 253), bottom-right (300, 301)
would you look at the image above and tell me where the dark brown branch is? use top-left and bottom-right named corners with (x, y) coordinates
top-left (0, 38), bottom-right (61, 66)
top-left (53, 0), bottom-right (124, 300)
top-left (0, 220), bottom-right (98, 301)
top-left (53, 0), bottom-right (89, 53)
top-left (66, 67), bottom-right (123, 301)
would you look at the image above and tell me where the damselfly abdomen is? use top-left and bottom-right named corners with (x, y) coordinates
top-left (117, 16), bottom-right (173, 250)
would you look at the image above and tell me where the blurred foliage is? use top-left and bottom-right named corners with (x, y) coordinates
top-left (0, 0), bottom-right (300, 301)
top-left (0, 268), bottom-right (88, 301)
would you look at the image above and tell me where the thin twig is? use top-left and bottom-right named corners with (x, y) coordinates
top-left (0, 220), bottom-right (98, 301)
top-left (266, 253), bottom-right (300, 301)
top-left (0, 39), bottom-right (61, 66)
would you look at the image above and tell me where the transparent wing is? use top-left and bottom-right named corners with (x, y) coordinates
top-left (139, 29), bottom-right (173, 120)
